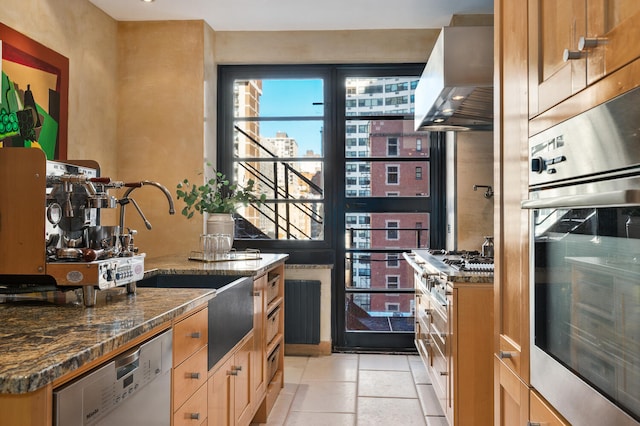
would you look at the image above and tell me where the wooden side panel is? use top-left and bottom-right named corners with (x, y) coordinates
top-left (0, 148), bottom-right (47, 275)
top-left (0, 384), bottom-right (52, 426)
top-left (454, 284), bottom-right (494, 425)
top-left (495, 0), bottom-right (530, 383)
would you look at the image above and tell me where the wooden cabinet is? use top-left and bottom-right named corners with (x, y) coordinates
top-left (528, 0), bottom-right (587, 117)
top-left (529, 0), bottom-right (640, 117)
top-left (251, 272), bottom-right (268, 406)
top-left (414, 275), bottom-right (493, 425)
top-left (208, 333), bottom-right (254, 426)
top-left (253, 264), bottom-right (285, 423)
top-left (451, 283), bottom-right (494, 425)
top-left (208, 261), bottom-right (286, 426)
top-left (495, 358), bottom-right (529, 426)
top-left (173, 307), bottom-right (209, 425)
top-left (530, 389), bottom-right (570, 426)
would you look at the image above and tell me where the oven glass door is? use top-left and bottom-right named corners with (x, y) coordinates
top-left (533, 205), bottom-right (640, 421)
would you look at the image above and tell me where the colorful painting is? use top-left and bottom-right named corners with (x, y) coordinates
top-left (0, 24), bottom-right (68, 160)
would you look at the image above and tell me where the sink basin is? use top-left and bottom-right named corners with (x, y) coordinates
top-left (137, 273), bottom-right (254, 370)
top-left (137, 273), bottom-right (244, 289)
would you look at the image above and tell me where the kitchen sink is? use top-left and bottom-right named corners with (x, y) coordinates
top-left (137, 273), bottom-right (254, 370)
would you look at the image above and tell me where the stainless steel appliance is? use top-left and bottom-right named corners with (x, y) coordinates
top-left (414, 25), bottom-right (494, 131)
top-left (0, 148), bottom-right (174, 306)
top-left (54, 329), bottom-right (172, 426)
top-left (522, 87), bottom-right (640, 424)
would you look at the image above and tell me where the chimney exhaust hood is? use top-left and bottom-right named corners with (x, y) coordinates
top-left (414, 26), bottom-right (494, 132)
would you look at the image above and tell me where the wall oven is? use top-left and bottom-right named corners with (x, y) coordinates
top-left (523, 87), bottom-right (640, 425)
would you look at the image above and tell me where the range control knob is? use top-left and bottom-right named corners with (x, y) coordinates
top-left (531, 157), bottom-right (545, 173)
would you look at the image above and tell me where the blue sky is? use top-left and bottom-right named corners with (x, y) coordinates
top-left (259, 79), bottom-right (324, 155)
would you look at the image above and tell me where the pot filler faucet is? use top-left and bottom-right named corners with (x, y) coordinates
top-left (118, 180), bottom-right (176, 231)
top-left (473, 184), bottom-right (494, 199)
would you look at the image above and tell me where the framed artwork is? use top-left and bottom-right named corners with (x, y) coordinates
top-left (0, 23), bottom-right (68, 160)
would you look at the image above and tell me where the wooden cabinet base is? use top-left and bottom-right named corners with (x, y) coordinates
top-left (253, 370), bottom-right (284, 423)
top-left (0, 385), bottom-right (52, 426)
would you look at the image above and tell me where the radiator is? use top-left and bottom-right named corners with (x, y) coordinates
top-left (284, 279), bottom-right (321, 344)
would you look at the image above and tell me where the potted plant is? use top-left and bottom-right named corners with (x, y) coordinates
top-left (176, 165), bottom-right (266, 236)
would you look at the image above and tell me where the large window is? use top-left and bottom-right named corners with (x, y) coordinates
top-left (219, 64), bottom-right (446, 351)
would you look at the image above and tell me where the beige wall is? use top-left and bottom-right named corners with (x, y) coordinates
top-left (214, 29), bottom-right (438, 64)
top-left (116, 21), bottom-right (208, 257)
top-left (447, 131), bottom-right (494, 252)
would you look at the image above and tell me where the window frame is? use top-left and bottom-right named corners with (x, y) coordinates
top-left (217, 63), bottom-right (447, 269)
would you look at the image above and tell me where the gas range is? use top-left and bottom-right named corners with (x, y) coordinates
top-left (430, 250), bottom-right (495, 272)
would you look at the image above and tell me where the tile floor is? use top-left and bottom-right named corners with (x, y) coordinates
top-left (255, 353), bottom-right (447, 426)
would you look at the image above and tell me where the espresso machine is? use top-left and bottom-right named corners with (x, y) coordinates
top-left (0, 148), bottom-right (174, 306)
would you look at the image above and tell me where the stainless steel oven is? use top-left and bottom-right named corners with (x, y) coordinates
top-left (523, 87), bottom-right (640, 425)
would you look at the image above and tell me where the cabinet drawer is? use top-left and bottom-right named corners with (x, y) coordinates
top-left (266, 306), bottom-right (280, 344)
top-left (174, 381), bottom-right (207, 426)
top-left (174, 308), bottom-right (208, 366)
top-left (267, 343), bottom-right (281, 382)
top-left (174, 345), bottom-right (208, 409)
top-left (266, 274), bottom-right (280, 304)
top-left (429, 339), bottom-right (448, 397)
top-left (415, 293), bottom-right (430, 325)
top-left (429, 307), bottom-right (447, 357)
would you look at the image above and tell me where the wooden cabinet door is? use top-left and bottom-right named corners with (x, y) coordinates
top-left (585, 0), bottom-right (640, 84)
top-left (252, 273), bottom-right (267, 404)
top-left (495, 358), bottom-right (529, 426)
top-left (530, 390), bottom-right (570, 425)
top-left (208, 357), bottom-right (234, 426)
top-left (234, 336), bottom-right (253, 426)
top-left (529, 0), bottom-right (587, 117)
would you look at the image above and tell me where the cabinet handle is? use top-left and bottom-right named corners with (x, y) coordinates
top-left (188, 372), bottom-right (200, 379)
top-left (253, 291), bottom-right (261, 296)
top-left (190, 331), bottom-right (201, 339)
top-left (578, 36), bottom-right (605, 51)
top-left (189, 413), bottom-right (200, 420)
top-left (228, 370), bottom-right (238, 376)
top-left (499, 351), bottom-right (513, 359)
top-left (439, 371), bottom-right (449, 376)
top-left (563, 49), bottom-right (583, 61)
top-left (233, 365), bottom-right (242, 372)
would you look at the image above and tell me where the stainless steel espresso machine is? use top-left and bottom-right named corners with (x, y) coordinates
top-left (0, 148), bottom-right (174, 306)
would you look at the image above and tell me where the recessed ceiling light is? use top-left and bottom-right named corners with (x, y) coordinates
top-left (141, 0), bottom-right (155, 3)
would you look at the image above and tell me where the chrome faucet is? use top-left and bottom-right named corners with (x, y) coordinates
top-left (119, 180), bottom-right (176, 231)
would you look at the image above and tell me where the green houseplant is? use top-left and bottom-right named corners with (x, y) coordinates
top-left (176, 167), bottom-right (266, 219)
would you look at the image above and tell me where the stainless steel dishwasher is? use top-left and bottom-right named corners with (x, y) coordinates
top-left (54, 329), bottom-right (172, 426)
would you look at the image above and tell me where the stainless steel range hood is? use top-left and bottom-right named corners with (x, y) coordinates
top-left (414, 26), bottom-right (494, 131)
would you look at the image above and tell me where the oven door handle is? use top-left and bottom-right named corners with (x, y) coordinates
top-left (522, 189), bottom-right (640, 209)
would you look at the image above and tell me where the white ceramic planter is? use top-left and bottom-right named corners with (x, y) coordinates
top-left (206, 213), bottom-right (235, 238)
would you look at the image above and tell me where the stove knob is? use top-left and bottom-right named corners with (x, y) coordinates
top-left (531, 157), bottom-right (545, 173)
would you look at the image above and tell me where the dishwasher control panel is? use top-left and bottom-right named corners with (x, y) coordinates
top-left (53, 329), bottom-right (172, 425)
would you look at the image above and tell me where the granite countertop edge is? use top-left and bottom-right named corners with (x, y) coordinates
top-left (143, 252), bottom-right (289, 278)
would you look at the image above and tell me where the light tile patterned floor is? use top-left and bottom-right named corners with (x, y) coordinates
top-left (253, 354), bottom-right (446, 426)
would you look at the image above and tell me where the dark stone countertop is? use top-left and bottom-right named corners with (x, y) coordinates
top-left (0, 252), bottom-right (289, 395)
top-left (0, 287), bottom-right (214, 394)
